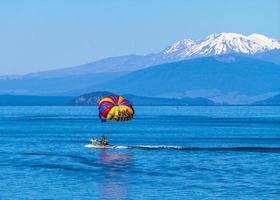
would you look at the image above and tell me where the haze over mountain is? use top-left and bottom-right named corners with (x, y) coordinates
top-left (0, 32), bottom-right (279, 104)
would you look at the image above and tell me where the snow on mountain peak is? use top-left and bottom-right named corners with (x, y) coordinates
top-left (163, 32), bottom-right (280, 59)
top-left (163, 39), bottom-right (195, 54)
top-left (248, 33), bottom-right (280, 49)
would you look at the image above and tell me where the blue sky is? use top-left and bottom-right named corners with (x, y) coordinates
top-left (0, 0), bottom-right (280, 75)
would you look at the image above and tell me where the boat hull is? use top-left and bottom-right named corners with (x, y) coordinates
top-left (85, 144), bottom-right (114, 149)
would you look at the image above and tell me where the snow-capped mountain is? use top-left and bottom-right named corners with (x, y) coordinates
top-left (163, 39), bottom-right (195, 55)
top-left (0, 32), bottom-right (279, 105)
top-left (162, 32), bottom-right (280, 59)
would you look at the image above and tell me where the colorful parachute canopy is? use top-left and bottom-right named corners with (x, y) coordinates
top-left (98, 95), bottom-right (134, 122)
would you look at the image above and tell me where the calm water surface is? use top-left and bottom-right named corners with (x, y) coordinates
top-left (0, 106), bottom-right (280, 199)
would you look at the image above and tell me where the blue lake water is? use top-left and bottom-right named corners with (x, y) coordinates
top-left (0, 106), bottom-right (280, 199)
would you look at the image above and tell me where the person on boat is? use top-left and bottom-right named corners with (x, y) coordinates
top-left (100, 136), bottom-right (109, 145)
top-left (91, 138), bottom-right (98, 145)
top-left (90, 136), bottom-right (109, 146)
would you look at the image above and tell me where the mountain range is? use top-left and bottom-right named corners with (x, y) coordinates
top-left (88, 55), bottom-right (280, 104)
top-left (0, 32), bottom-right (280, 104)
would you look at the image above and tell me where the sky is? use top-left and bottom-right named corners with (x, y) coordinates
top-left (0, 0), bottom-right (280, 75)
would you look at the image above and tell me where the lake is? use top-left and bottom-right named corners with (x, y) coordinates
top-left (0, 106), bottom-right (280, 199)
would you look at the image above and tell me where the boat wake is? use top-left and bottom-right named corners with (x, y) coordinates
top-left (85, 144), bottom-right (280, 152)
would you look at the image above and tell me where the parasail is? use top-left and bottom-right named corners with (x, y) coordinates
top-left (98, 95), bottom-right (134, 122)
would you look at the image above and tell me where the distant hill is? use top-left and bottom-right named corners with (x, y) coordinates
top-left (70, 91), bottom-right (215, 106)
top-left (88, 55), bottom-right (280, 104)
top-left (0, 95), bottom-right (73, 106)
top-left (253, 94), bottom-right (280, 105)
